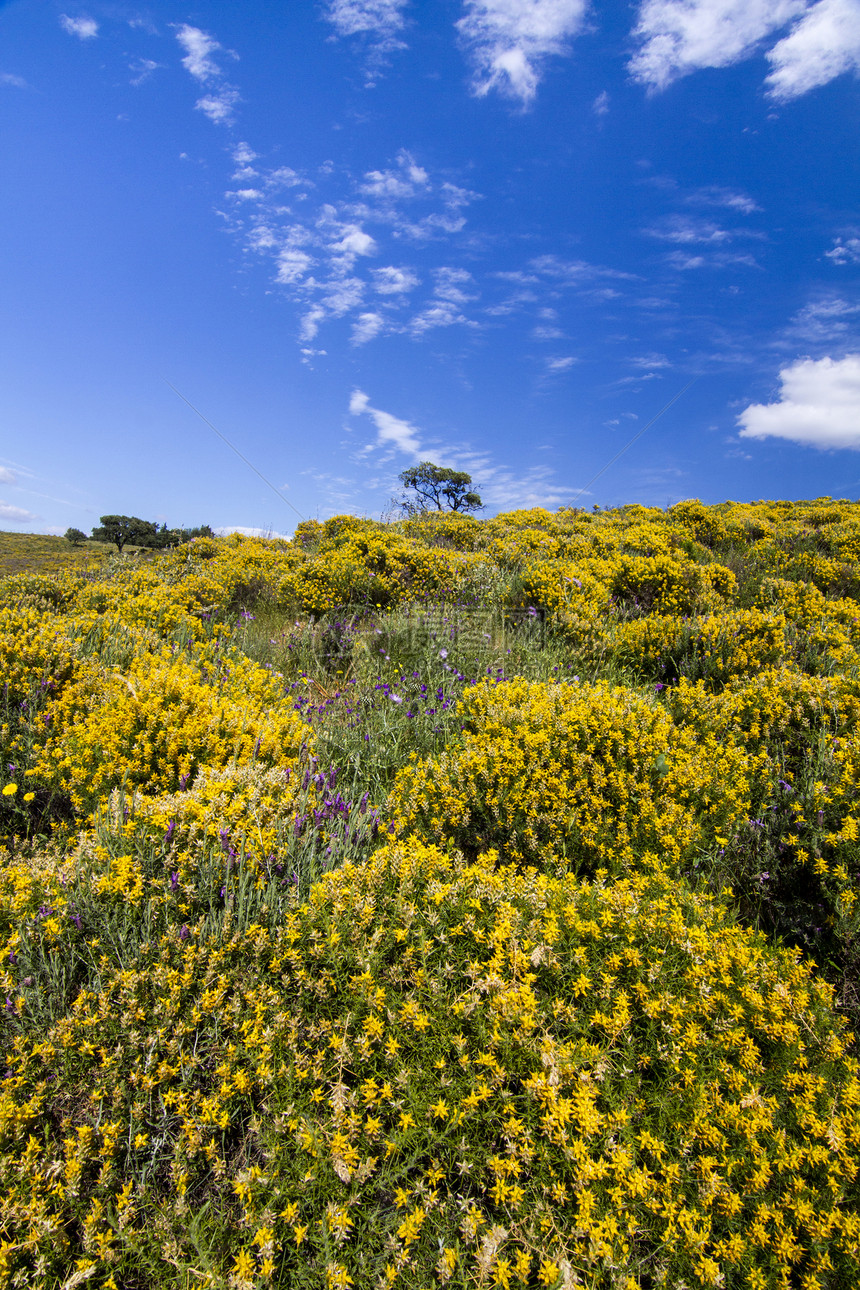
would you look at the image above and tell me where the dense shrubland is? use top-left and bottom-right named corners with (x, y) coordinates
top-left (1, 497), bottom-right (859, 1289)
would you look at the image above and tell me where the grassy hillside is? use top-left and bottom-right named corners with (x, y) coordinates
top-left (1, 499), bottom-right (859, 1289)
top-left (0, 531), bottom-right (114, 577)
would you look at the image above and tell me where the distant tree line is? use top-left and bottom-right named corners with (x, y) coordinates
top-left (65, 516), bottom-right (213, 552)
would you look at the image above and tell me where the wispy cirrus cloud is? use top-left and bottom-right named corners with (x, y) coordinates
top-left (349, 389), bottom-right (424, 457)
top-left (528, 254), bottom-right (637, 284)
top-left (782, 295), bottom-right (860, 349)
top-left (0, 72), bottom-right (28, 88)
top-left (685, 186), bottom-right (761, 214)
top-left (645, 215), bottom-right (736, 245)
top-left (60, 14), bottom-right (99, 39)
top-left (345, 394), bottom-right (583, 511)
top-left (739, 353), bottom-right (860, 449)
top-left (826, 234), bottom-right (860, 264)
top-left (457, 0), bottom-right (591, 104)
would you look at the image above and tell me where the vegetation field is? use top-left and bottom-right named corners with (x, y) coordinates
top-left (0, 532), bottom-right (113, 578)
top-left (1, 497), bottom-right (859, 1290)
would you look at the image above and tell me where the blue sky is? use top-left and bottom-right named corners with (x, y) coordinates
top-left (2, 0), bottom-right (859, 535)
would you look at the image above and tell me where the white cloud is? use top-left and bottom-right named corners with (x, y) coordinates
top-left (129, 58), bottom-right (161, 85)
top-left (276, 248), bottom-right (314, 283)
top-left (324, 0), bottom-right (409, 47)
top-left (738, 354), bottom-right (860, 449)
top-left (372, 265), bottom-right (419, 294)
top-left (361, 153), bottom-right (429, 198)
top-left (351, 312), bottom-right (386, 344)
top-left (172, 25), bottom-right (240, 124)
top-left (349, 390), bottom-right (424, 457)
top-left (631, 352), bottom-right (671, 369)
top-left (471, 459), bottom-right (583, 508)
top-left (0, 502), bottom-right (38, 523)
top-left (409, 301), bottom-right (475, 336)
top-left (785, 296), bottom-right (860, 346)
top-left (330, 226), bottom-right (378, 260)
top-left (826, 235), bottom-right (860, 263)
top-left (300, 307), bottom-right (327, 341)
top-left (545, 355), bottom-right (577, 371)
top-left (530, 254), bottom-right (637, 283)
top-left (60, 14), bottom-right (99, 39)
top-left (457, 0), bottom-right (590, 103)
top-left (0, 73), bottom-right (28, 88)
top-left (766, 0), bottom-right (860, 98)
top-left (593, 89), bottom-right (610, 115)
top-left (0, 467), bottom-right (17, 484)
top-left (321, 277), bottom-right (366, 315)
top-left (433, 266), bottom-right (476, 304)
top-left (630, 0), bottom-right (860, 97)
top-left (232, 142), bottom-right (257, 176)
top-left (645, 216), bottom-right (734, 244)
top-left (196, 87), bottom-right (240, 125)
top-left (175, 25), bottom-right (223, 80)
top-left (664, 249), bottom-right (758, 270)
top-left (221, 148), bottom-right (480, 348)
top-left (686, 186), bottom-right (761, 213)
top-left (629, 0), bottom-right (805, 91)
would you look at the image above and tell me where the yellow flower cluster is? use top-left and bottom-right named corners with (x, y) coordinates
top-left (0, 841), bottom-right (857, 1287)
top-left (31, 631), bottom-right (311, 812)
top-left (387, 676), bottom-right (766, 871)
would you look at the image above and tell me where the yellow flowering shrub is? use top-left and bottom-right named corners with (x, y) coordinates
top-left (666, 668), bottom-right (860, 765)
top-left (34, 637), bottom-right (313, 811)
top-left (0, 605), bottom-right (78, 708)
top-left (0, 840), bottom-right (857, 1288)
top-left (387, 678), bottom-right (765, 871)
top-left (609, 553), bottom-right (736, 616)
top-left (614, 608), bottom-right (788, 686)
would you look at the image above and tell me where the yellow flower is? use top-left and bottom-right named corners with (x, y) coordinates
top-left (2, 784), bottom-right (16, 797)
top-left (232, 1249), bottom-right (255, 1279)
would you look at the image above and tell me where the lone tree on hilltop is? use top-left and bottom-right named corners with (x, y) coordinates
top-left (397, 462), bottom-right (483, 516)
top-left (64, 527), bottom-right (87, 545)
top-left (91, 515), bottom-right (158, 553)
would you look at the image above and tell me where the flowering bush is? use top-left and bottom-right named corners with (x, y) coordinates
top-left (2, 497), bottom-right (860, 1287)
top-left (387, 678), bottom-right (766, 873)
top-left (1, 841), bottom-right (858, 1289)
